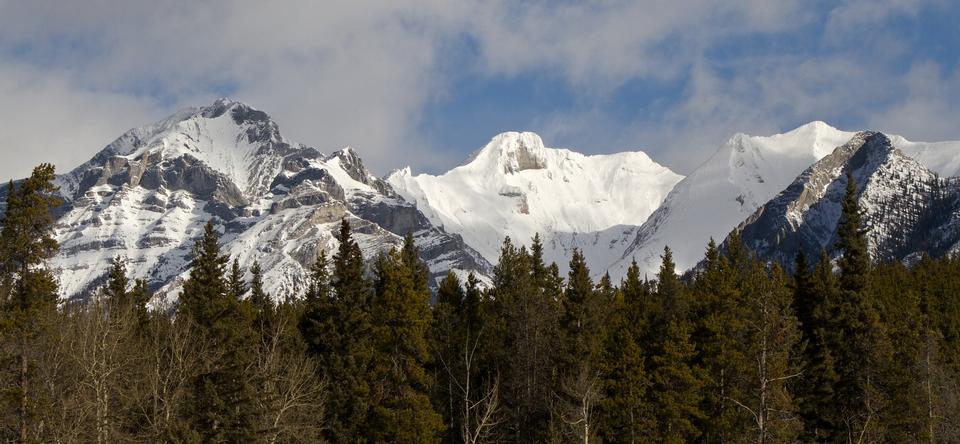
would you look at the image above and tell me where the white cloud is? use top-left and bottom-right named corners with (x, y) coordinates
top-left (867, 62), bottom-right (960, 141)
top-left (0, 0), bottom-right (956, 179)
top-left (0, 62), bottom-right (162, 181)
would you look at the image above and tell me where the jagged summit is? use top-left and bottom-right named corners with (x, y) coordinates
top-left (56, 98), bottom-right (309, 203)
top-left (733, 130), bottom-right (960, 268)
top-left (45, 99), bottom-right (491, 301)
top-left (461, 131), bottom-right (549, 173)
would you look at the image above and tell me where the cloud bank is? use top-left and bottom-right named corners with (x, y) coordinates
top-left (0, 0), bottom-right (957, 179)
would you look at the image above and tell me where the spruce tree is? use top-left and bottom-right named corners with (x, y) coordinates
top-left (796, 250), bottom-right (842, 440)
top-left (227, 258), bottom-right (246, 300)
top-left (307, 218), bottom-right (376, 441)
top-left (249, 262), bottom-right (272, 328)
top-left (104, 256), bottom-right (130, 314)
top-left (650, 318), bottom-right (703, 443)
top-left (369, 242), bottom-right (443, 441)
top-left (298, 249), bottom-right (332, 360)
top-left (488, 237), bottom-right (559, 442)
top-left (129, 278), bottom-right (151, 331)
top-left (832, 171), bottom-right (891, 441)
top-left (561, 248), bottom-right (598, 362)
top-left (599, 260), bottom-right (652, 442)
top-left (178, 221), bottom-right (257, 442)
top-left (647, 246), bottom-right (703, 443)
top-left (690, 238), bottom-right (748, 441)
top-left (556, 248), bottom-right (606, 443)
top-left (656, 246), bottom-right (683, 317)
top-left (737, 262), bottom-right (802, 442)
top-left (432, 271), bottom-right (464, 441)
top-left (0, 164), bottom-right (61, 442)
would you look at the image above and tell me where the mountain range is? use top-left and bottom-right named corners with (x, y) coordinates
top-left (15, 99), bottom-right (960, 300)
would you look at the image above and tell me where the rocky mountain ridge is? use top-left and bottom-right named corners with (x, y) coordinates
top-left (7, 99), bottom-right (960, 302)
top-left (46, 99), bottom-right (489, 302)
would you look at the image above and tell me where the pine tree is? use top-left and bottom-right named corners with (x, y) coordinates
top-left (832, 171), bottom-right (891, 441)
top-left (690, 238), bottom-right (749, 441)
top-left (561, 248), bottom-right (598, 362)
top-left (556, 248), bottom-right (606, 443)
top-left (487, 237), bottom-right (559, 442)
top-left (656, 246), bottom-right (683, 317)
top-left (735, 262), bottom-right (802, 442)
top-left (0, 164), bottom-right (61, 442)
top-left (249, 261), bottom-right (273, 329)
top-left (298, 249), bottom-right (332, 359)
top-left (870, 261), bottom-right (928, 440)
top-left (650, 318), bottom-right (703, 443)
top-left (369, 240), bottom-right (443, 441)
top-left (795, 250), bottom-right (842, 441)
top-left (599, 260), bottom-right (652, 443)
top-left (129, 278), bottom-right (151, 331)
top-left (178, 221), bottom-right (257, 442)
top-left (463, 272), bottom-right (485, 336)
top-left (432, 271), bottom-right (464, 441)
top-left (227, 258), bottom-right (246, 300)
top-left (305, 218), bottom-right (376, 441)
top-left (104, 256), bottom-right (130, 315)
top-left (647, 246), bottom-right (704, 443)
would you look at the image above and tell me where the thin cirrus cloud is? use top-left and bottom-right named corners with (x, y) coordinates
top-left (0, 0), bottom-right (957, 181)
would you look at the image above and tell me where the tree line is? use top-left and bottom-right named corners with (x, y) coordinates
top-left (2, 164), bottom-right (960, 443)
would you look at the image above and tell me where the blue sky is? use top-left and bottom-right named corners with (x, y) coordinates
top-left (0, 0), bottom-right (958, 179)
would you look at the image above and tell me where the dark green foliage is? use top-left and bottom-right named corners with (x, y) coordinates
top-left (104, 256), bottom-right (130, 311)
top-left (129, 278), bottom-right (151, 329)
top-left (8, 162), bottom-right (960, 442)
top-left (487, 237), bottom-right (561, 442)
top-left (249, 261), bottom-right (272, 328)
top-left (598, 260), bottom-right (652, 443)
top-left (831, 173), bottom-right (892, 442)
top-left (179, 221), bottom-right (257, 442)
top-left (689, 238), bottom-right (747, 441)
top-left (0, 164), bottom-right (61, 441)
top-left (369, 241), bottom-right (443, 441)
top-left (560, 248), bottom-right (599, 363)
top-left (301, 218), bottom-right (376, 442)
top-left (227, 258), bottom-right (246, 300)
top-left (647, 246), bottom-right (704, 443)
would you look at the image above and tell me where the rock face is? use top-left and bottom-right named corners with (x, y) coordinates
top-left (45, 99), bottom-right (490, 302)
top-left (731, 132), bottom-right (960, 269)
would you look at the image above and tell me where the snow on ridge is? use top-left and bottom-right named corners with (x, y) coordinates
top-left (387, 131), bottom-right (683, 265)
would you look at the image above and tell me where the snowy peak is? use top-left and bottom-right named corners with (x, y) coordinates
top-left (387, 132), bottom-right (682, 268)
top-left (609, 121), bottom-right (858, 279)
top-left (59, 99), bottom-right (307, 202)
top-left (46, 100), bottom-right (493, 300)
top-left (462, 131), bottom-right (548, 174)
top-left (733, 130), bottom-right (957, 268)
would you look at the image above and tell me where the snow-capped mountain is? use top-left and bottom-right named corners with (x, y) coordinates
top-left (733, 131), bottom-right (960, 268)
top-left (49, 99), bottom-right (489, 301)
top-left (386, 132), bottom-right (682, 272)
top-left (14, 97), bottom-right (960, 301)
top-left (608, 122), bottom-right (960, 279)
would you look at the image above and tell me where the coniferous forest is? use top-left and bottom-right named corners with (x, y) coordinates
top-left (5, 164), bottom-right (960, 443)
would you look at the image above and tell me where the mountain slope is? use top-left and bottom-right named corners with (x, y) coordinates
top-left (608, 121), bottom-right (857, 278)
top-left (733, 132), bottom-right (960, 268)
top-left (49, 99), bottom-right (490, 301)
top-left (386, 132), bottom-right (682, 269)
